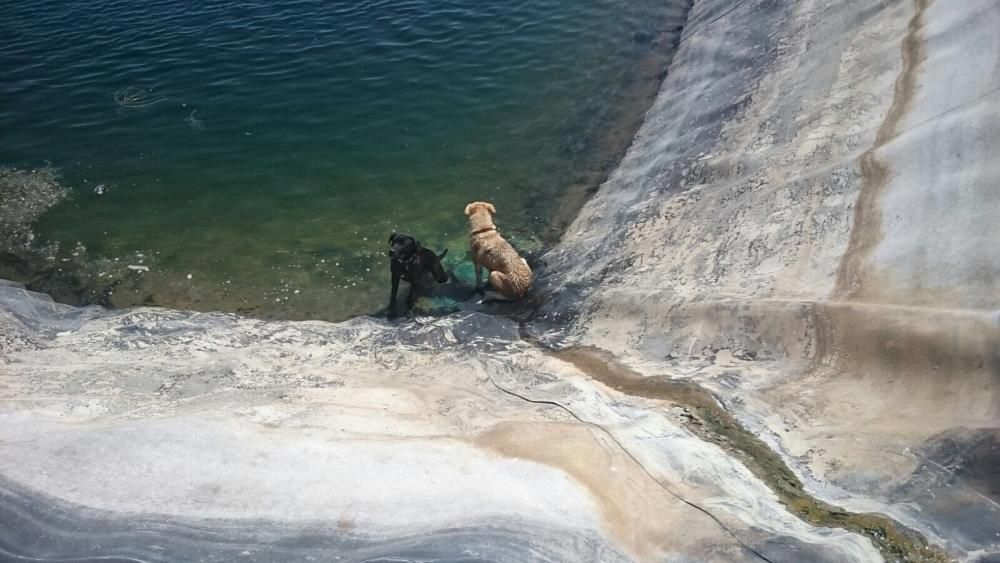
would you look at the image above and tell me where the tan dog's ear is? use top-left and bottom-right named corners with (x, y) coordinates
top-left (464, 202), bottom-right (476, 216)
top-left (485, 202), bottom-right (496, 215)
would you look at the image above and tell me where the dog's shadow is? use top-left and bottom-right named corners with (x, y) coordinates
top-left (375, 270), bottom-right (475, 319)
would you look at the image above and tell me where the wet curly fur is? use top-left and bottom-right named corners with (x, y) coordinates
top-left (464, 201), bottom-right (532, 299)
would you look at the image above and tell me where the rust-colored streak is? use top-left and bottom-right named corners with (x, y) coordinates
top-left (834, 0), bottom-right (930, 299)
top-left (473, 421), bottom-right (698, 561)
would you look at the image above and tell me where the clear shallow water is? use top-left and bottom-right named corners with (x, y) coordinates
top-left (1, 0), bottom-right (686, 320)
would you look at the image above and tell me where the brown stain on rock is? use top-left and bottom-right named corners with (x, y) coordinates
top-left (473, 421), bottom-right (725, 561)
top-left (815, 301), bottom-right (1000, 397)
top-left (835, 0), bottom-right (930, 300)
top-left (336, 516), bottom-right (356, 530)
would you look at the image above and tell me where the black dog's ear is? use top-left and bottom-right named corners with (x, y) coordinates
top-left (388, 232), bottom-right (397, 243)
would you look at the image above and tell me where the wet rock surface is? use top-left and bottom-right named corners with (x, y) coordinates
top-left (540, 0), bottom-right (1000, 559)
top-left (0, 282), bottom-right (882, 562)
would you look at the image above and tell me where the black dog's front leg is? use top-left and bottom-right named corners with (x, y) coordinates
top-left (406, 282), bottom-right (416, 312)
top-left (388, 273), bottom-right (401, 318)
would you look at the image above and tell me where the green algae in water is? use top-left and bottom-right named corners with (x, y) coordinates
top-left (1, 0), bottom-right (689, 320)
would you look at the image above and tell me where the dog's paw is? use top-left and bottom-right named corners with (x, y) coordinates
top-left (481, 290), bottom-right (513, 303)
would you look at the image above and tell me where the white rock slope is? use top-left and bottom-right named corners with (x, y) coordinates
top-left (542, 0), bottom-right (1000, 559)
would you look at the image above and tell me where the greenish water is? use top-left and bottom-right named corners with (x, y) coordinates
top-left (1, 0), bottom-right (688, 320)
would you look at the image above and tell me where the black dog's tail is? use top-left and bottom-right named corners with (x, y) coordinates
top-left (434, 248), bottom-right (450, 284)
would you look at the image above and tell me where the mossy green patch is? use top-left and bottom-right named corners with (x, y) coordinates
top-left (551, 345), bottom-right (954, 563)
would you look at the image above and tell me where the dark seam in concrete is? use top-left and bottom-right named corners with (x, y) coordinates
top-left (834, 0), bottom-right (931, 299)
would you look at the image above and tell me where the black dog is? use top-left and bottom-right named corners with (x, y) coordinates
top-left (388, 232), bottom-right (448, 317)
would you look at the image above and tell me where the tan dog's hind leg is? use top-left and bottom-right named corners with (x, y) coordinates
top-left (483, 272), bottom-right (515, 302)
top-left (488, 271), bottom-right (519, 299)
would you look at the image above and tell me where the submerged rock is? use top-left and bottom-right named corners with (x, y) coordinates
top-left (0, 166), bottom-right (66, 254)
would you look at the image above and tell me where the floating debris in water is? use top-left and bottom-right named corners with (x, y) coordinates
top-left (185, 110), bottom-right (205, 131)
top-left (93, 184), bottom-right (109, 195)
top-left (114, 86), bottom-right (166, 108)
top-left (127, 265), bottom-right (149, 272)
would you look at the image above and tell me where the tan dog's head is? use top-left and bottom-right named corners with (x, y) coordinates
top-left (464, 201), bottom-right (496, 217)
top-left (465, 201), bottom-right (497, 232)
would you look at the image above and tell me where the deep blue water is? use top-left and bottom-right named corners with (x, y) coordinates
top-left (0, 0), bottom-right (686, 319)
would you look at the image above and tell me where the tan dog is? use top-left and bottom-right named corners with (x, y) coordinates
top-left (464, 201), bottom-right (532, 300)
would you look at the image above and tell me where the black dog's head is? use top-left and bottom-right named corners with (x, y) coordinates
top-left (388, 232), bottom-right (419, 262)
